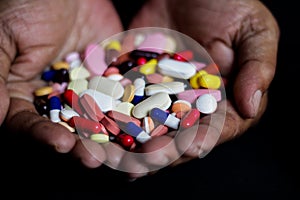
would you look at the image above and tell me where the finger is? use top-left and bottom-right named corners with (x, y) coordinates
top-left (139, 135), bottom-right (180, 167)
top-left (175, 100), bottom-right (228, 158)
top-left (0, 76), bottom-right (9, 125)
top-left (118, 151), bottom-right (149, 179)
top-left (0, 41), bottom-right (14, 125)
top-left (101, 142), bottom-right (126, 170)
top-left (71, 138), bottom-right (106, 168)
top-left (5, 98), bottom-right (76, 153)
top-left (233, 3), bottom-right (280, 118)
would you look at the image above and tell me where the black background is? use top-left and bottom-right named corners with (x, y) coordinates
top-left (0, 0), bottom-right (298, 198)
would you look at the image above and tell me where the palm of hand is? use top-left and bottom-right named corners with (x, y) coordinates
top-left (123, 0), bottom-right (279, 178)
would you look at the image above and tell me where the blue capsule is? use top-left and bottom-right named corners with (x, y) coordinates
top-left (49, 96), bottom-right (62, 123)
top-left (150, 107), bottom-right (180, 129)
top-left (124, 122), bottom-right (151, 143)
top-left (41, 70), bottom-right (56, 82)
top-left (49, 96), bottom-right (61, 110)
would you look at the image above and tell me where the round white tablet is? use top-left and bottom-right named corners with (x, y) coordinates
top-left (196, 94), bottom-right (217, 114)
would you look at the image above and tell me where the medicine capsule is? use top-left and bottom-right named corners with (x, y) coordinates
top-left (181, 108), bottom-right (200, 128)
top-left (149, 107), bottom-right (180, 130)
top-left (131, 78), bottom-right (145, 105)
top-left (69, 116), bottom-right (103, 134)
top-left (63, 89), bottom-right (83, 116)
top-left (124, 122), bottom-right (151, 143)
top-left (49, 96), bottom-right (62, 123)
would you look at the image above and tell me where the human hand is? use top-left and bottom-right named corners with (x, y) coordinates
top-left (123, 0), bottom-right (280, 178)
top-left (0, 0), bottom-right (123, 166)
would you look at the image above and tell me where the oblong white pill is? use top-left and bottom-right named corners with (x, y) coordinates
top-left (132, 92), bottom-right (171, 119)
top-left (158, 58), bottom-right (196, 79)
top-left (80, 89), bottom-right (116, 112)
top-left (60, 108), bottom-right (80, 121)
top-left (196, 94), bottom-right (217, 114)
top-left (145, 81), bottom-right (185, 96)
top-left (88, 76), bottom-right (124, 99)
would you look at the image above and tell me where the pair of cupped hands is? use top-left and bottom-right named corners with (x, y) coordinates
top-left (0, 0), bottom-right (279, 179)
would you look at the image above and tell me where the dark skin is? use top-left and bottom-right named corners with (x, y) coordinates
top-left (0, 0), bottom-right (279, 178)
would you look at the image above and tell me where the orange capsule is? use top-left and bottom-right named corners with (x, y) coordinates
top-left (181, 108), bottom-right (200, 128)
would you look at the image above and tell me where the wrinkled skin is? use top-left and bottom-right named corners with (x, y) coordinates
top-left (0, 0), bottom-right (279, 179)
top-left (0, 0), bottom-right (123, 166)
top-left (123, 0), bottom-right (280, 178)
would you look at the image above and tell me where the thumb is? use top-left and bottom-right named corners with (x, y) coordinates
top-left (0, 48), bottom-right (12, 125)
top-left (234, 14), bottom-right (279, 118)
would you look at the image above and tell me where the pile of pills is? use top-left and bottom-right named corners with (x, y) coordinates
top-left (33, 30), bottom-right (224, 151)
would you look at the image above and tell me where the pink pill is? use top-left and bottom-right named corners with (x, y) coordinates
top-left (177, 89), bottom-right (221, 103)
top-left (146, 73), bottom-right (163, 84)
top-left (79, 94), bottom-right (105, 122)
top-left (150, 125), bottom-right (169, 137)
top-left (65, 52), bottom-right (80, 63)
top-left (103, 66), bottom-right (120, 77)
top-left (181, 108), bottom-right (200, 128)
top-left (137, 32), bottom-right (167, 54)
top-left (83, 43), bottom-right (108, 76)
top-left (100, 115), bottom-right (120, 136)
top-left (106, 110), bottom-right (141, 127)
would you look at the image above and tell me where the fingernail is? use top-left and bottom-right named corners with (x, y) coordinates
top-left (251, 90), bottom-right (262, 117)
top-left (198, 149), bottom-right (204, 158)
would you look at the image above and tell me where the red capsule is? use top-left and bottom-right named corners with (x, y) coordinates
top-left (63, 89), bottom-right (83, 116)
top-left (69, 116), bottom-right (103, 133)
top-left (117, 133), bottom-right (134, 148)
top-left (181, 108), bottom-right (200, 128)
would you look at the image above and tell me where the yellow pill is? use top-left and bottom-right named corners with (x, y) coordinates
top-left (190, 74), bottom-right (201, 89)
top-left (189, 70), bottom-right (207, 89)
top-left (198, 74), bottom-right (221, 89)
top-left (139, 58), bottom-right (157, 75)
top-left (90, 134), bottom-right (109, 143)
top-left (105, 40), bottom-right (121, 51)
top-left (58, 121), bottom-right (75, 133)
top-left (34, 86), bottom-right (53, 97)
top-left (122, 84), bottom-right (135, 102)
top-left (52, 61), bottom-right (70, 70)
